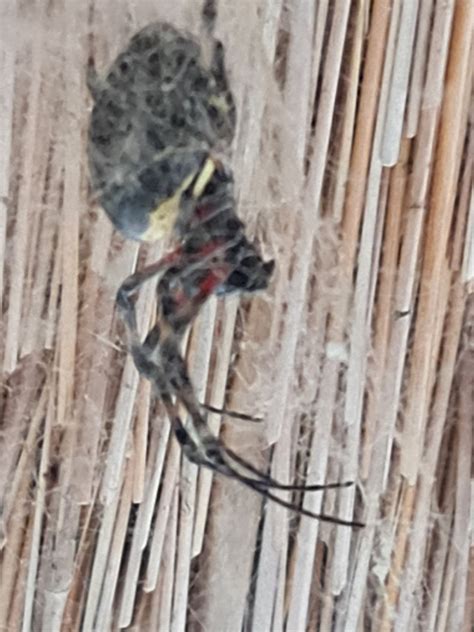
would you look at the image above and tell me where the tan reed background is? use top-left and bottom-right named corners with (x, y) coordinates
top-left (0, 1), bottom-right (473, 630)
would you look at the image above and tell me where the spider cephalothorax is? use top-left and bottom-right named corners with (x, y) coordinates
top-left (87, 2), bottom-right (363, 527)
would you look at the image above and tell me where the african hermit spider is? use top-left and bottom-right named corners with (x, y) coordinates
top-left (87, 1), bottom-right (363, 527)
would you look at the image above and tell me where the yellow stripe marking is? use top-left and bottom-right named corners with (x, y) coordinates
top-left (192, 157), bottom-right (215, 198)
top-left (141, 173), bottom-right (195, 242)
top-left (141, 157), bottom-right (216, 242)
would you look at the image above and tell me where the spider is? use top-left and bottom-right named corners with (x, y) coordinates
top-left (87, 1), bottom-right (363, 528)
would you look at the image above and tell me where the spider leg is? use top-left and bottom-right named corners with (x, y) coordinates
top-left (223, 447), bottom-right (356, 492)
top-left (117, 242), bottom-right (363, 526)
top-left (157, 336), bottom-right (355, 493)
top-left (142, 328), bottom-right (262, 422)
top-left (126, 319), bottom-right (362, 527)
top-left (116, 247), bottom-right (257, 415)
top-left (115, 247), bottom-right (183, 346)
top-left (161, 394), bottom-right (364, 527)
top-left (155, 332), bottom-right (361, 505)
top-left (200, 403), bottom-right (262, 423)
top-left (238, 479), bottom-right (365, 528)
top-left (197, 426), bottom-right (355, 493)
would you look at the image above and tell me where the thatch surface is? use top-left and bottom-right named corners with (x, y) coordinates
top-left (0, 1), bottom-right (472, 630)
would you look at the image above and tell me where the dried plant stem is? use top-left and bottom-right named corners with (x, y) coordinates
top-left (0, 1), bottom-right (472, 630)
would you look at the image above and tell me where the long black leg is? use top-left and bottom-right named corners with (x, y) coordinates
top-left (152, 335), bottom-right (363, 514)
top-left (162, 395), bottom-right (364, 527)
top-left (239, 478), bottom-right (365, 527)
top-left (224, 447), bottom-right (355, 492)
top-left (200, 403), bottom-right (262, 423)
top-left (125, 321), bottom-right (364, 527)
top-left (115, 248), bottom-right (183, 345)
top-left (116, 249), bottom-right (363, 526)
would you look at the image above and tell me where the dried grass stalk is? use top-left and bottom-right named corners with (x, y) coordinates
top-left (0, 1), bottom-right (472, 630)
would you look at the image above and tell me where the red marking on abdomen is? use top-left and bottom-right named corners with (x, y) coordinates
top-left (199, 267), bottom-right (229, 297)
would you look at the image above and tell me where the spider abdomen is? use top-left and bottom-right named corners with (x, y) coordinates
top-left (88, 22), bottom-right (236, 242)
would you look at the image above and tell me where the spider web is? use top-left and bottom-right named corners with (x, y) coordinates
top-left (0, 0), bottom-right (472, 631)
